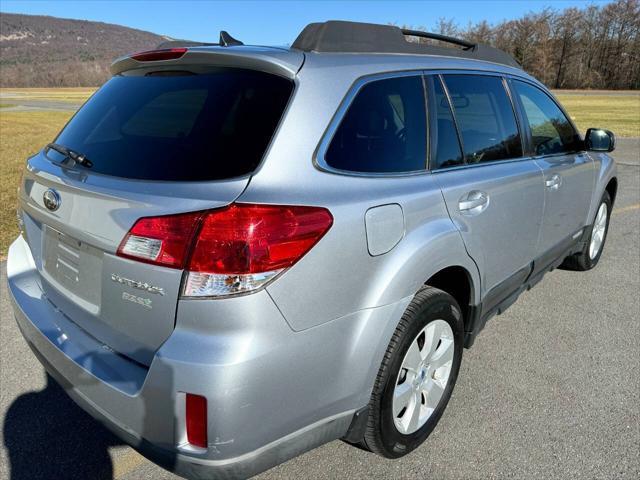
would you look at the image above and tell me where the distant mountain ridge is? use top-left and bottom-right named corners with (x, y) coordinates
top-left (0, 12), bottom-right (170, 87)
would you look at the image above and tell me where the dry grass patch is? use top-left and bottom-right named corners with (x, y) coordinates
top-left (0, 110), bottom-right (73, 258)
top-left (555, 93), bottom-right (640, 138)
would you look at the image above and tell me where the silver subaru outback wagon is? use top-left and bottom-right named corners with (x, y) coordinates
top-left (7, 21), bottom-right (618, 479)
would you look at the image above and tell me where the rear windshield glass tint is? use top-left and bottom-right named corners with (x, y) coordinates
top-left (53, 70), bottom-right (293, 181)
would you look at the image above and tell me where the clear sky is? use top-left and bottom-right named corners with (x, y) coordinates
top-left (1, 1), bottom-right (612, 45)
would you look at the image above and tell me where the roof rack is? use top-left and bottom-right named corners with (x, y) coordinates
top-left (400, 29), bottom-right (475, 50)
top-left (292, 21), bottom-right (521, 69)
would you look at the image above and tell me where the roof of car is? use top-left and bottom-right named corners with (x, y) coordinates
top-left (112, 21), bottom-right (532, 82)
top-left (291, 21), bottom-right (521, 69)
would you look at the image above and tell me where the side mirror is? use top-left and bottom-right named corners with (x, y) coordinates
top-left (585, 128), bottom-right (615, 152)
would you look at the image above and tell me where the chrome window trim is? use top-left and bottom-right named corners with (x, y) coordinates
top-left (430, 155), bottom-right (539, 174)
top-left (314, 70), bottom-right (431, 178)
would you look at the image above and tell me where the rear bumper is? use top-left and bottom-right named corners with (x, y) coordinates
top-left (7, 235), bottom-right (409, 479)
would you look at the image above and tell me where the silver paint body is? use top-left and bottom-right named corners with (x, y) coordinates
top-left (7, 46), bottom-right (617, 479)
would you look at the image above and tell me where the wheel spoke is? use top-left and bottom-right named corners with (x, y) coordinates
top-left (424, 379), bottom-right (445, 409)
top-left (429, 338), bottom-right (454, 370)
top-left (404, 341), bottom-right (422, 369)
top-left (423, 322), bottom-right (442, 360)
top-left (393, 382), bottom-right (414, 417)
top-left (407, 392), bottom-right (422, 432)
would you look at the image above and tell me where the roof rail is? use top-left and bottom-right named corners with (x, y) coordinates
top-left (292, 21), bottom-right (521, 69)
top-left (400, 29), bottom-right (475, 50)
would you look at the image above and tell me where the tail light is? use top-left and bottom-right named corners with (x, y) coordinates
top-left (117, 204), bottom-right (333, 297)
top-left (117, 212), bottom-right (202, 268)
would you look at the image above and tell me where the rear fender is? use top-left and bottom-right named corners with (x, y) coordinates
top-left (361, 218), bottom-right (480, 309)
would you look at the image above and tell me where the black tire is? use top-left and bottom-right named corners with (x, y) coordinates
top-left (360, 286), bottom-right (464, 458)
top-left (561, 191), bottom-right (612, 271)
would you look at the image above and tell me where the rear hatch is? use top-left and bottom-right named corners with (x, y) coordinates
top-left (17, 58), bottom-right (295, 365)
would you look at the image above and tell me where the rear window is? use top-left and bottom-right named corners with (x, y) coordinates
top-left (53, 69), bottom-right (293, 181)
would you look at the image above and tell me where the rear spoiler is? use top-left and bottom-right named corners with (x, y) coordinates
top-left (110, 45), bottom-right (304, 79)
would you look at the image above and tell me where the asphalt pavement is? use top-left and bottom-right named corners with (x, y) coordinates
top-left (0, 93), bottom-right (81, 112)
top-left (1, 141), bottom-right (638, 479)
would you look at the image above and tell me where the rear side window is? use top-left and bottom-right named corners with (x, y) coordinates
top-left (324, 75), bottom-right (427, 173)
top-left (442, 75), bottom-right (522, 164)
top-left (53, 69), bottom-right (293, 181)
top-left (511, 80), bottom-right (582, 156)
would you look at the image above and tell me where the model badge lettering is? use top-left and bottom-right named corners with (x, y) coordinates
top-left (111, 273), bottom-right (165, 295)
top-left (122, 291), bottom-right (152, 309)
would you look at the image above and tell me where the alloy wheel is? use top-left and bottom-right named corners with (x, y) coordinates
top-left (392, 319), bottom-right (454, 435)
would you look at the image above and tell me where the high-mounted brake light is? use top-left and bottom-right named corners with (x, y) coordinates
top-left (130, 48), bottom-right (188, 62)
top-left (116, 204), bottom-right (333, 297)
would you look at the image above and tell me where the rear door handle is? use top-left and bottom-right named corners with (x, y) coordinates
top-left (545, 174), bottom-right (562, 190)
top-left (459, 190), bottom-right (489, 215)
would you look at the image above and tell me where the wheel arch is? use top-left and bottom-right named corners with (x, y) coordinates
top-left (424, 265), bottom-right (476, 335)
top-left (586, 152), bottom-right (617, 225)
top-left (605, 177), bottom-right (618, 207)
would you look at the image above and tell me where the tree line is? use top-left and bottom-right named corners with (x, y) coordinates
top-left (1, 1), bottom-right (638, 89)
top-left (407, 0), bottom-right (640, 89)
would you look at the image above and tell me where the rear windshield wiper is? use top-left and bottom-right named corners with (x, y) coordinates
top-left (45, 143), bottom-right (93, 168)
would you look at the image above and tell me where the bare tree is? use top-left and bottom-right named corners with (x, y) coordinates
top-left (430, 0), bottom-right (639, 89)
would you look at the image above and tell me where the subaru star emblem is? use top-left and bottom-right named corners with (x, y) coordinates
top-left (43, 189), bottom-right (61, 212)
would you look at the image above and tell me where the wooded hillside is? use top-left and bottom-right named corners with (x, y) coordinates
top-left (0, 13), bottom-right (166, 87)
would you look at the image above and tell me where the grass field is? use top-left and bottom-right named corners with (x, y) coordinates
top-left (556, 93), bottom-right (640, 137)
top-left (0, 111), bottom-right (74, 258)
top-left (0, 89), bottom-right (638, 259)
